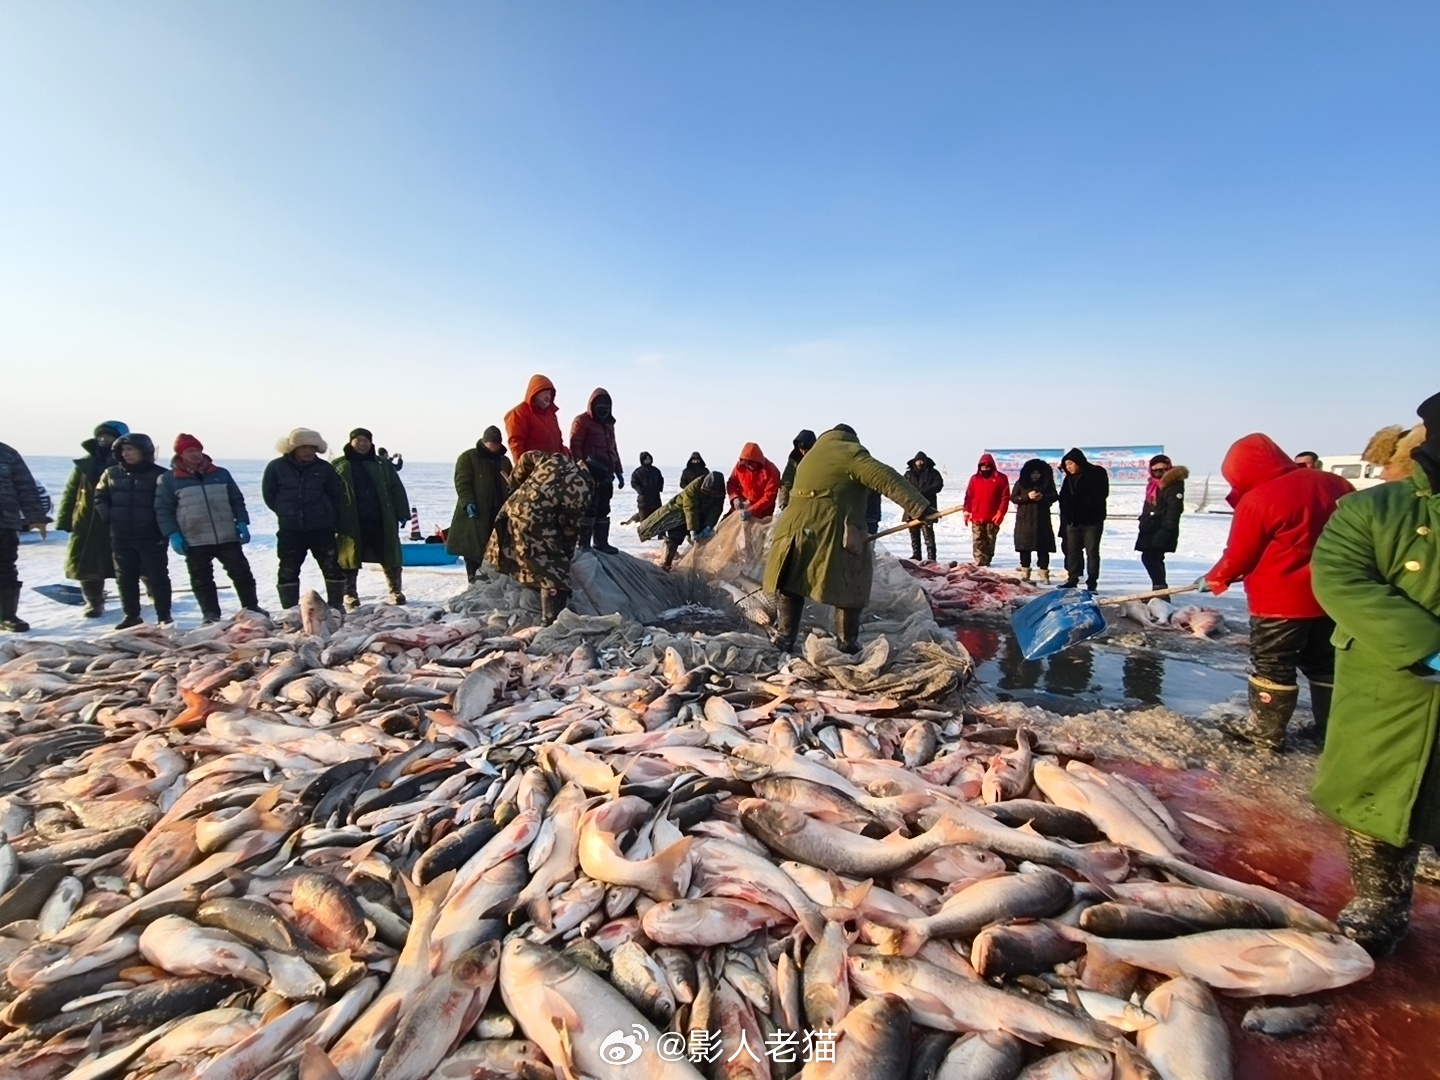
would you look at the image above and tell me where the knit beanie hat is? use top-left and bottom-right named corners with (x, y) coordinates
top-left (701, 471), bottom-right (725, 496)
top-left (482, 425), bottom-right (503, 445)
top-left (349, 427), bottom-right (373, 442)
top-left (174, 433), bottom-right (204, 455)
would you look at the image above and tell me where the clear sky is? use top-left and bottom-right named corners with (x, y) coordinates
top-left (2, 3), bottom-right (1436, 478)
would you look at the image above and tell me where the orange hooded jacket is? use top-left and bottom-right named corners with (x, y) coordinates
top-left (726, 443), bottom-right (782, 518)
top-left (504, 375), bottom-right (567, 461)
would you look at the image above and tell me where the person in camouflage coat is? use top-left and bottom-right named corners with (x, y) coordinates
top-left (485, 450), bottom-right (593, 625)
top-left (57, 421), bottom-right (128, 617)
top-left (637, 470), bottom-right (726, 571)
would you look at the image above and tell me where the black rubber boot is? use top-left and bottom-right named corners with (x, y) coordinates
top-left (770, 592), bottom-right (804, 653)
top-left (0, 586), bottom-right (28, 633)
top-left (1056, 579), bottom-right (1079, 590)
top-left (1337, 830), bottom-right (1418, 958)
top-left (835, 607), bottom-right (862, 655)
top-left (1308, 680), bottom-right (1334, 742)
top-left (277, 581), bottom-right (301, 609)
top-left (325, 577), bottom-right (348, 611)
top-left (577, 518), bottom-right (593, 551)
top-left (661, 541), bottom-right (678, 572)
top-left (925, 535), bottom-right (937, 562)
top-left (192, 577), bottom-right (222, 625)
top-left (540, 588), bottom-right (570, 627)
top-left (592, 518), bottom-right (619, 555)
top-left (383, 566), bottom-right (406, 605)
top-left (910, 533), bottom-right (922, 561)
top-left (1219, 677), bottom-right (1298, 752)
top-left (80, 579), bottom-right (106, 618)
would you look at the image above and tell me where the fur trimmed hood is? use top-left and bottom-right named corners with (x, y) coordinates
top-left (1363, 423), bottom-right (1427, 479)
top-left (1157, 465), bottom-right (1189, 489)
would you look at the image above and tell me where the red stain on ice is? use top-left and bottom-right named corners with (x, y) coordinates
top-left (1103, 761), bottom-right (1440, 1080)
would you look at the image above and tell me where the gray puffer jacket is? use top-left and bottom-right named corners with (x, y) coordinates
top-left (155, 458), bottom-right (249, 548)
top-left (0, 443), bottom-right (47, 532)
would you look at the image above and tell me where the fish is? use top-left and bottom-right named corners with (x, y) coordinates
top-left (578, 796), bottom-right (694, 901)
top-left (1240, 1002), bottom-right (1325, 1038)
top-left (1032, 761), bottom-right (1184, 860)
top-left (801, 993), bottom-right (912, 1079)
top-left (1137, 977), bottom-right (1232, 1080)
top-left (934, 1032), bottom-right (1025, 1080)
top-left (1015, 1049), bottom-right (1114, 1079)
top-left (981, 729), bottom-right (1034, 804)
top-left (739, 798), bottom-right (973, 877)
top-left (139, 915), bottom-right (269, 984)
top-left (880, 868), bottom-right (1074, 956)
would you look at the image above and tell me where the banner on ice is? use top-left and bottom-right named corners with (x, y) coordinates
top-left (984, 446), bottom-right (1165, 485)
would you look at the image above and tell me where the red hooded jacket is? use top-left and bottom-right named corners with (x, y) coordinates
top-left (964, 454), bottom-right (1010, 526)
top-left (1205, 434), bottom-right (1354, 619)
top-left (504, 375), bottom-right (566, 461)
top-left (568, 388), bottom-right (622, 476)
top-left (727, 443), bottom-right (781, 518)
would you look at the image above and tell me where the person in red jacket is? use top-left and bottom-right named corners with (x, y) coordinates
top-left (569, 388), bottom-right (625, 553)
top-left (504, 375), bottom-right (566, 462)
top-left (1199, 433), bottom-right (1354, 751)
top-left (727, 443), bottom-right (781, 520)
top-left (963, 454), bottom-right (1010, 567)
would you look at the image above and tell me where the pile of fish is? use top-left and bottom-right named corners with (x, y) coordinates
top-left (0, 592), bottom-right (1374, 1080)
top-left (902, 563), bottom-right (1038, 616)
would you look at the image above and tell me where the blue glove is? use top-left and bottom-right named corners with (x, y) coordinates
top-left (169, 533), bottom-right (187, 556)
top-left (465, 502), bottom-right (478, 519)
top-left (1426, 651), bottom-right (1440, 673)
top-left (1193, 576), bottom-right (1212, 594)
top-left (236, 523), bottom-right (250, 544)
top-left (698, 527), bottom-right (715, 540)
top-left (740, 510), bottom-right (751, 521)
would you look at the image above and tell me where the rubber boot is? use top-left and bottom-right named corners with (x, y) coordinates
top-left (80, 579), bottom-right (106, 618)
top-left (343, 570), bottom-right (361, 611)
top-left (1308, 680), bottom-right (1334, 742)
top-left (1336, 830), bottom-right (1419, 958)
top-left (577, 518), bottom-right (593, 551)
top-left (835, 607), bottom-right (862, 655)
top-left (0, 586), bottom-right (28, 633)
top-left (277, 581), bottom-right (301, 609)
top-left (592, 518), bottom-right (619, 555)
top-left (541, 588), bottom-right (570, 627)
top-left (1219, 677), bottom-right (1298, 752)
top-left (770, 592), bottom-right (804, 653)
top-left (661, 540), bottom-right (678, 572)
top-left (384, 566), bottom-right (406, 605)
top-left (192, 575), bottom-right (222, 625)
top-left (926, 535), bottom-right (938, 562)
top-left (324, 577), bottom-right (347, 612)
top-left (910, 534), bottom-right (922, 561)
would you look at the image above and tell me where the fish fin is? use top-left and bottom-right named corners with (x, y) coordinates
top-left (298, 1042), bottom-right (344, 1080)
top-left (1074, 844), bottom-right (1128, 893)
top-left (649, 836), bottom-right (694, 901)
top-left (251, 785), bottom-right (284, 813)
top-left (525, 892), bottom-right (554, 932)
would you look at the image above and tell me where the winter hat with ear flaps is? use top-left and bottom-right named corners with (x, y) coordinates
top-left (276, 429), bottom-right (328, 455)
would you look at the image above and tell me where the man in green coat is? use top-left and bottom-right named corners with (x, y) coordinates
top-left (1311, 391), bottom-right (1440, 957)
top-left (447, 426), bottom-right (512, 582)
top-left (56, 421), bottom-right (128, 617)
top-left (763, 425), bottom-right (935, 654)
top-left (637, 470), bottom-right (726, 571)
top-left (333, 427), bottom-right (410, 608)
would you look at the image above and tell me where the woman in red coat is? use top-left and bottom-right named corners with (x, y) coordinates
top-left (504, 375), bottom-right (566, 461)
top-left (963, 454), bottom-right (1010, 567)
top-left (727, 443), bottom-right (782, 520)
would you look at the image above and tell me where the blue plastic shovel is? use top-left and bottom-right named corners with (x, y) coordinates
top-left (1011, 584), bottom-right (1199, 661)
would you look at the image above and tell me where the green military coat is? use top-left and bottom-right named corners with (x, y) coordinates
top-left (637, 477), bottom-right (724, 541)
top-left (446, 444), bottom-right (512, 562)
top-left (332, 453), bottom-right (409, 571)
top-left (1311, 469), bottom-right (1440, 847)
top-left (763, 429), bottom-right (931, 609)
top-left (57, 441), bottom-right (115, 581)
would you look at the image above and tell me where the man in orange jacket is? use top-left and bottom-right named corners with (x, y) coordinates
top-left (727, 443), bottom-right (781, 520)
top-left (504, 375), bottom-right (567, 461)
top-left (963, 453), bottom-right (1010, 567)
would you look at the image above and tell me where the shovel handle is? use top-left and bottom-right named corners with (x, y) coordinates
top-left (871, 504), bottom-right (967, 542)
top-left (1095, 584), bottom-right (1200, 608)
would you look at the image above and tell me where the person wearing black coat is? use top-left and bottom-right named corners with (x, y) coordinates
top-left (1010, 458), bottom-right (1058, 583)
top-left (0, 441), bottom-right (49, 632)
top-left (262, 428), bottom-right (346, 610)
top-left (903, 452), bottom-right (944, 561)
top-left (1057, 447), bottom-right (1110, 591)
top-left (94, 434), bottom-right (172, 628)
top-left (629, 452), bottom-right (665, 523)
top-left (1134, 454), bottom-right (1188, 590)
top-left (679, 452), bottom-right (709, 489)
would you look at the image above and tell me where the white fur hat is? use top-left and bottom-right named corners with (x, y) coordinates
top-left (277, 428), bottom-right (328, 455)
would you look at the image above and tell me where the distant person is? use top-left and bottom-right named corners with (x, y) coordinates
top-left (57, 420), bottom-right (128, 618)
top-left (765, 425), bottom-right (935, 654)
top-left (680, 452), bottom-right (709, 488)
top-left (638, 470), bottom-right (727, 571)
top-left (262, 428), bottom-right (346, 611)
top-left (1010, 458), bottom-right (1058, 584)
top-left (1197, 433), bottom-right (1353, 752)
top-left (1057, 448), bottom-right (1110, 591)
top-left (504, 374), bottom-right (567, 460)
top-left (1134, 453), bottom-right (1188, 590)
top-left (1293, 451), bottom-right (1320, 469)
top-left (0, 441), bottom-right (49, 633)
top-left (334, 428), bottom-right (410, 608)
top-left (727, 443), bottom-right (781, 521)
top-left (155, 434), bottom-right (263, 623)
top-left (446, 426), bottom-right (511, 582)
top-left (486, 450), bottom-right (594, 625)
top-left (1308, 392), bottom-right (1439, 959)
top-left (377, 447), bottom-right (404, 472)
top-left (777, 429), bottom-right (818, 512)
top-left (628, 451), bottom-right (664, 524)
top-left (569, 388), bottom-right (625, 553)
top-left (903, 451), bottom-right (944, 561)
top-left (95, 434), bottom-right (171, 629)
top-left (963, 454), bottom-right (1009, 567)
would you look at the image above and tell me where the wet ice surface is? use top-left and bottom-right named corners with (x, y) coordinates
top-left (13, 457), bottom-right (1238, 637)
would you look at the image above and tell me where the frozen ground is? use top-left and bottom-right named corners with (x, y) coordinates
top-left (10, 457), bottom-right (1247, 638)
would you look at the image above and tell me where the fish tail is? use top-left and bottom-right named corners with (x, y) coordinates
top-left (651, 836), bottom-right (694, 901)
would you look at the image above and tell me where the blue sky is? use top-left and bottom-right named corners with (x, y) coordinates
top-left (1, 3), bottom-right (1436, 477)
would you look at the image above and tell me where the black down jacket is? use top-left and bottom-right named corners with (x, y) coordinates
top-left (95, 435), bottom-right (167, 541)
top-left (262, 454), bottom-right (344, 532)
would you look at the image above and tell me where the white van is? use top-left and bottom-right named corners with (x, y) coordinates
top-left (1319, 455), bottom-right (1386, 490)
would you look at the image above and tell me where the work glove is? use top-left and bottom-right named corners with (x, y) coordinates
top-left (169, 533), bottom-right (188, 556)
top-left (236, 523), bottom-right (250, 544)
top-left (698, 527), bottom-right (715, 540)
top-left (616, 473), bottom-right (625, 488)
top-left (1426, 652), bottom-right (1440, 673)
top-left (687, 531), bottom-right (698, 544)
top-left (1193, 575), bottom-right (1212, 594)
top-left (740, 510), bottom-right (751, 521)
top-left (465, 502), bottom-right (478, 519)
